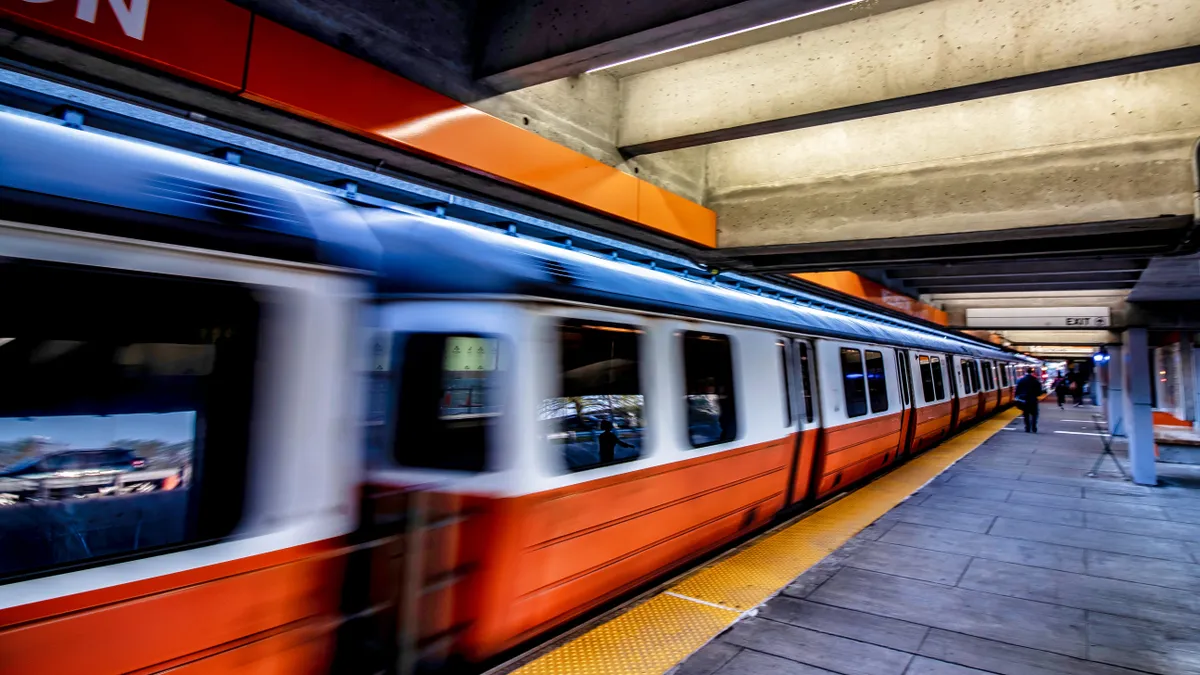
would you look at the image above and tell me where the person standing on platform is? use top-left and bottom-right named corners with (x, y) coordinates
top-left (1054, 373), bottom-right (1069, 409)
top-left (1015, 368), bottom-right (1042, 433)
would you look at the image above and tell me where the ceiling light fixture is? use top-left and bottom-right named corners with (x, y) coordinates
top-left (585, 0), bottom-right (869, 73)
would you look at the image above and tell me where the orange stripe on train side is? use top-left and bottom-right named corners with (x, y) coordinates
top-left (814, 413), bottom-right (904, 497)
top-left (495, 436), bottom-right (791, 654)
top-left (0, 544), bottom-right (344, 675)
top-left (371, 436), bottom-right (795, 659)
top-left (0, 539), bottom-right (338, 629)
top-left (789, 430), bottom-right (819, 505)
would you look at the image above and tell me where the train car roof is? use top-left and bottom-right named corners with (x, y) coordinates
top-left (0, 111), bottom-right (1021, 361)
top-left (365, 210), bottom-right (1020, 360)
top-left (0, 112), bottom-right (381, 270)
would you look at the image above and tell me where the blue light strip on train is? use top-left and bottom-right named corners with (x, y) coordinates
top-left (0, 66), bottom-right (1025, 360)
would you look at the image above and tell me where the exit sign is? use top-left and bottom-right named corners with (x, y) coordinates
top-left (966, 307), bottom-right (1111, 329)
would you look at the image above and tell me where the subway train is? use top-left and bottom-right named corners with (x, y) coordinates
top-left (0, 110), bottom-right (1027, 674)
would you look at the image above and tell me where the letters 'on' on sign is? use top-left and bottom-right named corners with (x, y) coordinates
top-left (5, 0), bottom-right (253, 91)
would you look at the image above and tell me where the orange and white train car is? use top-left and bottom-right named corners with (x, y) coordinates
top-left (0, 112), bottom-right (378, 674)
top-left (361, 212), bottom-right (1029, 664)
top-left (0, 110), bottom-right (1029, 674)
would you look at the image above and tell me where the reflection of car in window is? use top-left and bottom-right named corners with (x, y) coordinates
top-left (0, 448), bottom-right (145, 477)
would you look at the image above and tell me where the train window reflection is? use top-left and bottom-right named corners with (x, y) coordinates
top-left (840, 348), bottom-right (868, 418)
top-left (919, 355), bottom-right (936, 403)
top-left (865, 350), bottom-right (888, 413)
top-left (930, 357), bottom-right (946, 400)
top-left (798, 343), bottom-right (815, 423)
top-left (543, 321), bottom-right (644, 471)
top-left (395, 334), bottom-right (504, 472)
top-left (779, 341), bottom-right (793, 427)
top-left (0, 262), bottom-right (258, 581)
top-left (684, 332), bottom-right (738, 448)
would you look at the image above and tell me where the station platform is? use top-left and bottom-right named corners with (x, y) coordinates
top-left (509, 401), bottom-right (1200, 675)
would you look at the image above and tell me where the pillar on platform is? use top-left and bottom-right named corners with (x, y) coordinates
top-left (1122, 328), bottom-right (1156, 486)
top-left (1180, 332), bottom-right (1196, 424)
top-left (1106, 345), bottom-right (1125, 436)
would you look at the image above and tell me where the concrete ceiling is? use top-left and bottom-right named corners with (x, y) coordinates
top-left (229, 0), bottom-right (1199, 336)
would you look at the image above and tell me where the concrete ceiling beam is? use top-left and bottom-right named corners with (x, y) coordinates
top-left (476, 0), bottom-right (930, 92)
top-left (706, 65), bottom-right (1200, 250)
top-left (617, 0), bottom-right (1200, 151)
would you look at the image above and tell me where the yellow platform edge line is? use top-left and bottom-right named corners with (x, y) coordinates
top-left (513, 408), bottom-right (1021, 675)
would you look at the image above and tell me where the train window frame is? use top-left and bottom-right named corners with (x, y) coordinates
top-left (895, 351), bottom-right (912, 408)
top-left (797, 342), bottom-right (816, 424)
top-left (778, 340), bottom-right (793, 427)
top-left (865, 350), bottom-right (889, 414)
top-left (931, 357), bottom-right (947, 400)
top-left (392, 332), bottom-right (507, 473)
top-left (543, 319), bottom-right (647, 473)
top-left (0, 260), bottom-right (259, 584)
top-left (840, 347), bottom-right (869, 419)
top-left (682, 331), bottom-right (739, 448)
top-left (919, 355), bottom-right (936, 403)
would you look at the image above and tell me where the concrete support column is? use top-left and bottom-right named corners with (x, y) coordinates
top-left (1106, 345), bottom-right (1124, 436)
top-left (1123, 328), bottom-right (1157, 486)
top-left (1180, 333), bottom-right (1196, 423)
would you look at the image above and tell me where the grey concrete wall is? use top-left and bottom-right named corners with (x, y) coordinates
top-left (706, 65), bottom-right (1200, 247)
top-left (618, 0), bottom-right (1200, 146)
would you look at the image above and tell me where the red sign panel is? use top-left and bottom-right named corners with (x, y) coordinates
top-left (2, 0), bottom-right (252, 92)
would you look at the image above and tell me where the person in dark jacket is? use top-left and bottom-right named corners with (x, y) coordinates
top-left (1015, 368), bottom-right (1043, 433)
top-left (1054, 373), bottom-right (1069, 409)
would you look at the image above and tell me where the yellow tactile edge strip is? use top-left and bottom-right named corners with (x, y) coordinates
top-left (512, 407), bottom-right (1021, 675)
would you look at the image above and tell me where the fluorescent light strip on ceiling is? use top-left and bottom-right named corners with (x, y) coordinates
top-left (586, 0), bottom-right (868, 73)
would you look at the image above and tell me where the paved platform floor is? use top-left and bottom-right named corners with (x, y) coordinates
top-left (675, 401), bottom-right (1200, 675)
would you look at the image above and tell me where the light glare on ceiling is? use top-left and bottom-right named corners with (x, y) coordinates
top-left (585, 0), bottom-right (869, 73)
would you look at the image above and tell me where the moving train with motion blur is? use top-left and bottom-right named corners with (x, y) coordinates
top-left (0, 109), bottom-right (1029, 674)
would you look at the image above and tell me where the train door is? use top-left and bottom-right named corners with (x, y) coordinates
top-left (946, 353), bottom-right (960, 429)
top-left (786, 339), bottom-right (822, 505)
top-left (894, 350), bottom-right (918, 458)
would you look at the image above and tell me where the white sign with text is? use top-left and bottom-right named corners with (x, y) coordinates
top-left (966, 307), bottom-right (1110, 329)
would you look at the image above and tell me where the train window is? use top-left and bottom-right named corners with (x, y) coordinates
top-left (798, 343), bottom-right (815, 424)
top-left (684, 332), bottom-right (738, 447)
top-left (895, 352), bottom-right (911, 407)
top-left (999, 363), bottom-right (1009, 387)
top-left (970, 361), bottom-right (982, 392)
top-left (982, 362), bottom-right (995, 390)
top-left (395, 334), bottom-right (504, 472)
top-left (0, 261), bottom-right (257, 582)
top-left (778, 341), bottom-right (793, 427)
top-left (865, 350), bottom-right (889, 413)
top-left (543, 321), bottom-right (644, 472)
top-left (919, 355), bottom-right (936, 403)
top-left (840, 348), bottom-right (868, 418)
top-left (960, 360), bottom-right (975, 394)
top-left (931, 357), bottom-right (947, 400)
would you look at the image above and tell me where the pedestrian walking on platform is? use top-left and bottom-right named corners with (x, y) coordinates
top-left (1015, 368), bottom-right (1042, 433)
top-left (1054, 374), bottom-right (1068, 409)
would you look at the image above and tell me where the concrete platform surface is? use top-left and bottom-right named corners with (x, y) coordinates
top-left (674, 401), bottom-right (1200, 675)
